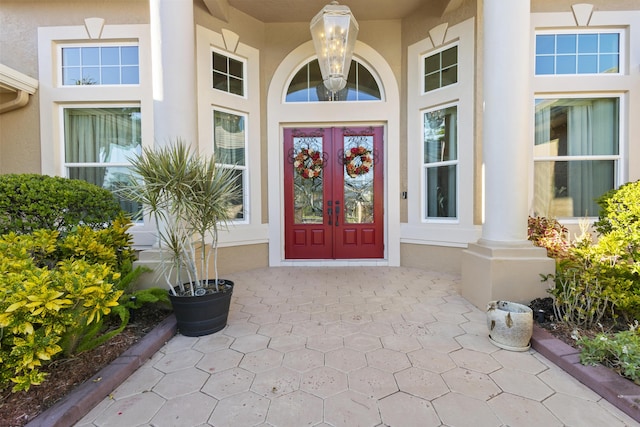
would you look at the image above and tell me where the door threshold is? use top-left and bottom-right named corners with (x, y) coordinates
top-left (280, 259), bottom-right (389, 267)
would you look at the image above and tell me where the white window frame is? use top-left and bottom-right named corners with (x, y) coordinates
top-left (197, 26), bottom-right (266, 247)
top-left (212, 107), bottom-right (249, 224)
top-left (405, 18), bottom-right (478, 247)
top-left (211, 47), bottom-right (247, 98)
top-left (38, 23), bottom-right (154, 246)
top-left (531, 8), bottom-right (640, 223)
top-left (534, 29), bottom-right (625, 76)
top-left (421, 102), bottom-right (459, 222)
top-left (421, 43), bottom-right (459, 94)
top-left (532, 94), bottom-right (624, 219)
top-left (58, 42), bottom-right (141, 86)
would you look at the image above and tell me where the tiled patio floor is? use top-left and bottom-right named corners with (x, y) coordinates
top-left (76, 267), bottom-right (639, 426)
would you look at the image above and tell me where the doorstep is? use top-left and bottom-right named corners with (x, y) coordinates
top-left (25, 315), bottom-right (178, 427)
top-left (531, 324), bottom-right (640, 423)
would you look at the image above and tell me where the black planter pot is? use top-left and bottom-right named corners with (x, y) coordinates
top-left (168, 279), bottom-right (233, 337)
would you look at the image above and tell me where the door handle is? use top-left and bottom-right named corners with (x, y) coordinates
top-left (335, 201), bottom-right (340, 227)
top-left (327, 207), bottom-right (332, 225)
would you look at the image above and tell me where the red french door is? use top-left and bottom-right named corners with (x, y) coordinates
top-left (284, 126), bottom-right (384, 259)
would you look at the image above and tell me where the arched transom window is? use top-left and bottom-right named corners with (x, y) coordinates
top-left (286, 59), bottom-right (382, 102)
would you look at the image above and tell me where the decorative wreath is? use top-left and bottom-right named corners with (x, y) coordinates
top-left (294, 148), bottom-right (323, 179)
top-left (344, 146), bottom-right (373, 178)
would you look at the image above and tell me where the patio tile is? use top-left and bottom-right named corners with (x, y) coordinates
top-left (149, 392), bottom-right (217, 427)
top-left (292, 320), bottom-right (326, 337)
top-left (300, 366), bottom-right (348, 398)
top-left (341, 312), bottom-right (373, 325)
top-left (366, 348), bottom-right (411, 373)
top-left (325, 347), bottom-right (367, 372)
top-left (348, 366), bottom-right (398, 399)
top-left (209, 391), bottom-right (269, 427)
top-left (449, 348), bottom-right (502, 374)
top-left (196, 348), bottom-right (243, 374)
top-left (426, 321), bottom-right (466, 338)
top-left (324, 390), bottom-right (381, 427)
top-left (401, 310), bottom-right (437, 324)
top-left (455, 333), bottom-right (499, 353)
top-left (266, 390), bottom-right (323, 427)
top-left (154, 368), bottom-right (209, 399)
top-left (543, 393), bottom-right (630, 426)
top-left (380, 334), bottom-right (421, 352)
top-left (487, 393), bottom-right (562, 427)
top-left (279, 311), bottom-right (312, 323)
top-left (307, 333), bottom-right (344, 352)
top-left (153, 349), bottom-right (204, 373)
top-left (230, 333), bottom-right (270, 353)
top-left (282, 348), bottom-right (325, 372)
top-left (433, 392), bottom-right (501, 427)
top-left (344, 333), bottom-right (382, 352)
top-left (222, 321), bottom-right (259, 337)
top-left (109, 366), bottom-right (164, 399)
top-left (248, 312), bottom-right (281, 325)
top-left (417, 333), bottom-right (462, 353)
top-left (201, 367), bottom-right (255, 399)
top-left (91, 392), bottom-right (166, 426)
top-left (257, 322), bottom-right (293, 337)
top-left (192, 334), bottom-right (234, 353)
top-left (395, 367), bottom-right (449, 400)
top-left (239, 348), bottom-right (284, 373)
top-left (325, 321), bottom-right (362, 336)
top-left (359, 321), bottom-right (395, 337)
top-left (490, 368), bottom-right (554, 401)
top-left (268, 333), bottom-right (306, 352)
top-left (536, 366), bottom-right (600, 400)
top-left (378, 392), bottom-right (441, 427)
top-left (251, 366), bottom-right (300, 397)
top-left (491, 349), bottom-right (548, 374)
top-left (441, 367), bottom-right (501, 401)
top-left (407, 348), bottom-right (456, 373)
top-left (161, 334), bottom-right (196, 353)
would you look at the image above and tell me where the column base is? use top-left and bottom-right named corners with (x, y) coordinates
top-left (461, 241), bottom-right (555, 310)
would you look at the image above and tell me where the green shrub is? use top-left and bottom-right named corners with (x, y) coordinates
top-left (545, 180), bottom-right (640, 325)
top-left (578, 321), bottom-right (640, 385)
top-left (0, 229), bottom-right (124, 392)
top-left (0, 214), bottom-right (154, 391)
top-left (0, 174), bottom-right (123, 235)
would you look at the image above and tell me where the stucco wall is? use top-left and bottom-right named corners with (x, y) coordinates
top-left (0, 0), bottom-right (148, 175)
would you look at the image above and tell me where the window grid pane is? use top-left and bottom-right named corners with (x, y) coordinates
top-left (535, 32), bottom-right (620, 75)
top-left (533, 97), bottom-right (619, 218)
top-left (61, 46), bottom-right (139, 85)
top-left (423, 105), bottom-right (458, 219)
top-left (422, 45), bottom-right (458, 93)
top-left (211, 51), bottom-right (245, 96)
top-left (63, 107), bottom-right (142, 214)
top-left (285, 60), bottom-right (381, 102)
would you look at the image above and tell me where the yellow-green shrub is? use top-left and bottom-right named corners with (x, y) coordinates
top-left (0, 227), bottom-right (128, 392)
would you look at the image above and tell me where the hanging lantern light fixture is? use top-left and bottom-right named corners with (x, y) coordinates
top-left (310, 1), bottom-right (359, 93)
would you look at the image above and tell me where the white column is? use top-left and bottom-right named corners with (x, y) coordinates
top-left (461, 0), bottom-right (554, 308)
top-left (481, 0), bottom-right (530, 245)
top-left (150, 0), bottom-right (198, 146)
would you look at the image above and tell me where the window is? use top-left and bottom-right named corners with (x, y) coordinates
top-left (533, 97), bottom-right (619, 218)
top-left (286, 59), bottom-right (381, 102)
top-left (63, 107), bottom-right (142, 214)
top-left (61, 45), bottom-right (139, 85)
top-left (213, 110), bottom-right (246, 220)
top-left (212, 51), bottom-right (244, 96)
top-left (423, 105), bottom-right (458, 219)
top-left (535, 32), bottom-right (620, 75)
top-left (423, 45), bottom-right (458, 92)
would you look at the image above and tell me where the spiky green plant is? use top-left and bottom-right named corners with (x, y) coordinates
top-left (119, 140), bottom-right (240, 295)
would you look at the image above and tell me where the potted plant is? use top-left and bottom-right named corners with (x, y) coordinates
top-left (121, 140), bottom-right (241, 336)
top-left (486, 300), bottom-right (534, 351)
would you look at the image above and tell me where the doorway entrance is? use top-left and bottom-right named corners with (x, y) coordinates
top-left (284, 126), bottom-right (384, 259)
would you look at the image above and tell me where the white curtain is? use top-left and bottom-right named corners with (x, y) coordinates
top-left (567, 99), bottom-right (616, 216)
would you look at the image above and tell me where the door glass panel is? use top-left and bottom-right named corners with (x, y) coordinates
top-left (343, 134), bottom-right (374, 224)
top-left (293, 136), bottom-right (324, 224)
